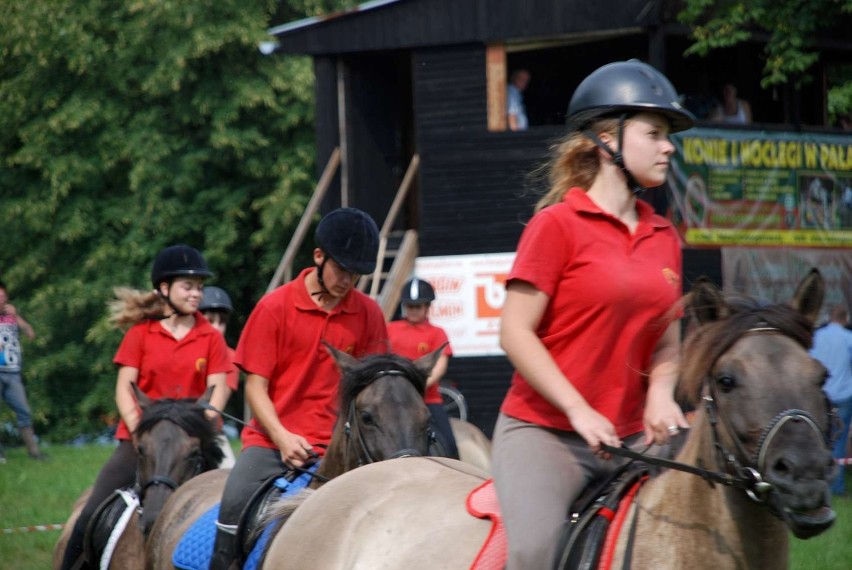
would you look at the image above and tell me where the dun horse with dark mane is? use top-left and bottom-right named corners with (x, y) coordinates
top-left (53, 385), bottom-right (223, 569)
top-left (145, 346), bottom-right (440, 570)
top-left (258, 270), bottom-right (835, 569)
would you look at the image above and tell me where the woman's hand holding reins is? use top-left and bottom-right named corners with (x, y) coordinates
top-left (567, 404), bottom-right (622, 459)
top-left (276, 429), bottom-right (314, 468)
top-left (642, 386), bottom-right (688, 446)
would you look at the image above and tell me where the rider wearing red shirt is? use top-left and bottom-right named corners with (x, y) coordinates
top-left (210, 208), bottom-right (387, 570)
top-left (387, 277), bottom-right (457, 458)
top-left (493, 60), bottom-right (694, 569)
top-left (60, 245), bottom-right (231, 570)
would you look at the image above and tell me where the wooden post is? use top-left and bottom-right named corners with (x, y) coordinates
top-left (486, 43), bottom-right (507, 132)
top-left (337, 59), bottom-right (350, 207)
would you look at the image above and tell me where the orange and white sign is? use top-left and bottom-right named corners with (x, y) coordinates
top-left (415, 253), bottom-right (515, 357)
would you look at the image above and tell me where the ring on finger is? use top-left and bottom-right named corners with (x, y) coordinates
top-left (667, 425), bottom-right (679, 434)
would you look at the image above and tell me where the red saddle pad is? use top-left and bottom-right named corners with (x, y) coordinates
top-left (465, 479), bottom-right (507, 570)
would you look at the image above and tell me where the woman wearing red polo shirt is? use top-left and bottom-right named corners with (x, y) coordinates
top-left (492, 60), bottom-right (694, 569)
top-left (210, 208), bottom-right (387, 570)
top-left (60, 245), bottom-right (232, 570)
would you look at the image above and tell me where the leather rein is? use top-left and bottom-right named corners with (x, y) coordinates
top-left (602, 326), bottom-right (827, 505)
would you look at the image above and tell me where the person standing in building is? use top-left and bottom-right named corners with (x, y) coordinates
top-left (0, 280), bottom-right (45, 463)
top-left (810, 304), bottom-right (852, 496)
top-left (388, 277), bottom-right (457, 458)
top-left (507, 69), bottom-right (531, 131)
top-left (493, 60), bottom-right (693, 569)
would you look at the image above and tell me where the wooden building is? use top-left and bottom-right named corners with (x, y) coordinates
top-left (268, 0), bottom-right (852, 436)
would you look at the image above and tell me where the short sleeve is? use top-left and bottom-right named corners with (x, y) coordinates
top-left (356, 300), bottom-right (389, 357)
top-left (235, 301), bottom-right (280, 379)
top-left (205, 331), bottom-right (233, 377)
top-left (114, 324), bottom-right (145, 368)
top-left (508, 208), bottom-right (571, 297)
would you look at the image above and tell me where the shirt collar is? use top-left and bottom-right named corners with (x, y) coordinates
top-left (565, 187), bottom-right (671, 229)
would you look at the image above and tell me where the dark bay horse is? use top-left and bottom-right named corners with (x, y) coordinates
top-left (145, 346), bottom-right (440, 570)
top-left (260, 270), bottom-right (835, 570)
top-left (53, 385), bottom-right (224, 569)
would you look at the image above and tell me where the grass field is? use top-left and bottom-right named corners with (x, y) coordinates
top-left (2, 443), bottom-right (852, 569)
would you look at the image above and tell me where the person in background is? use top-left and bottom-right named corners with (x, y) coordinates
top-left (493, 60), bottom-right (693, 569)
top-left (388, 277), bottom-right (457, 459)
top-left (199, 285), bottom-right (239, 468)
top-left (59, 245), bottom-right (232, 570)
top-left (209, 208), bottom-right (388, 570)
top-left (507, 69), bottom-right (531, 131)
top-left (0, 280), bottom-right (44, 463)
top-left (709, 82), bottom-right (752, 125)
top-left (810, 304), bottom-right (852, 496)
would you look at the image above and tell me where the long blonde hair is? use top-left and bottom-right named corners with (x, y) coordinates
top-left (534, 118), bottom-right (620, 213)
top-left (109, 287), bottom-right (167, 329)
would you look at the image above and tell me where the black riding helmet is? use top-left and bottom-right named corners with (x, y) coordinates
top-left (150, 244), bottom-right (212, 316)
top-left (151, 244), bottom-right (213, 288)
top-left (400, 278), bottom-right (435, 304)
top-left (566, 60), bottom-right (695, 194)
top-left (314, 208), bottom-right (380, 275)
top-left (199, 286), bottom-right (233, 313)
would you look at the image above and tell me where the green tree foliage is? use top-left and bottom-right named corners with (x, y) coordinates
top-left (679, 0), bottom-right (852, 122)
top-left (0, 0), bottom-right (352, 440)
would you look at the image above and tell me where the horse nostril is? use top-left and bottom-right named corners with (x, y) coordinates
top-left (773, 457), bottom-right (791, 476)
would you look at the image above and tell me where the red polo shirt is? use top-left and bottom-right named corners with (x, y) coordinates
top-left (501, 188), bottom-right (682, 438)
top-left (387, 319), bottom-right (453, 404)
top-left (113, 313), bottom-right (233, 440)
top-left (224, 346), bottom-right (239, 392)
top-left (236, 268), bottom-right (388, 450)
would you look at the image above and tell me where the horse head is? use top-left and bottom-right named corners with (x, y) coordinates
top-left (131, 383), bottom-right (224, 536)
top-left (319, 344), bottom-right (439, 479)
top-left (679, 269), bottom-right (835, 539)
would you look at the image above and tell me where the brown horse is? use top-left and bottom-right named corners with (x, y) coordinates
top-left (259, 270), bottom-right (836, 570)
top-left (53, 385), bottom-right (224, 569)
top-left (145, 346), bottom-right (440, 570)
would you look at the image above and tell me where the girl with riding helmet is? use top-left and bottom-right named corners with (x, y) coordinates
top-left (60, 244), bottom-right (233, 570)
top-left (387, 277), bottom-right (457, 458)
top-left (210, 207), bottom-right (387, 570)
top-left (492, 60), bottom-right (693, 569)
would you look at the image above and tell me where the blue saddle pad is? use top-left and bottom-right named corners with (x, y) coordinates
top-left (173, 463), bottom-right (319, 570)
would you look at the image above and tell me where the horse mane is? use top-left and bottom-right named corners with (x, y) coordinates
top-left (134, 397), bottom-right (225, 471)
top-left (678, 296), bottom-right (814, 406)
top-left (338, 352), bottom-right (427, 409)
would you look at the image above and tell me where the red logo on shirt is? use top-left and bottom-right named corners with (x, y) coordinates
top-left (417, 342), bottom-right (430, 354)
top-left (195, 358), bottom-right (208, 373)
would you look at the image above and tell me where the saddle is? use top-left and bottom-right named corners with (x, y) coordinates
top-left (172, 464), bottom-right (319, 570)
top-left (553, 465), bottom-right (649, 570)
top-left (83, 488), bottom-right (140, 569)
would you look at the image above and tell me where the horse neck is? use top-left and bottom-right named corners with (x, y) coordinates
top-left (633, 410), bottom-right (789, 568)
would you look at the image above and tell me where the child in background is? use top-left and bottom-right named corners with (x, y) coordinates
top-left (199, 285), bottom-right (239, 468)
top-left (388, 277), bottom-right (457, 459)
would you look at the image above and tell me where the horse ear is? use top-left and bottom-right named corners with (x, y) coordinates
top-left (413, 343), bottom-right (446, 378)
top-left (788, 268), bottom-right (824, 326)
top-left (323, 340), bottom-right (361, 374)
top-left (196, 385), bottom-right (216, 406)
top-left (131, 382), bottom-right (154, 410)
top-left (686, 277), bottom-right (729, 325)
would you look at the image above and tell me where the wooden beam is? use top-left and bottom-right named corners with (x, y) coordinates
top-left (486, 43), bottom-right (507, 132)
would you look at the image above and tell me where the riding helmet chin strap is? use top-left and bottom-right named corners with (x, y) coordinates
top-left (311, 256), bottom-right (333, 301)
top-left (583, 114), bottom-right (646, 195)
top-left (157, 283), bottom-right (189, 318)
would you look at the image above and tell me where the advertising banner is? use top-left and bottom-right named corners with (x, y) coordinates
top-left (414, 253), bottom-right (515, 357)
top-left (669, 128), bottom-right (852, 246)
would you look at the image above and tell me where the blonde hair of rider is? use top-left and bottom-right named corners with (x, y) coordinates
top-left (109, 287), bottom-right (167, 329)
top-left (534, 117), bottom-right (620, 214)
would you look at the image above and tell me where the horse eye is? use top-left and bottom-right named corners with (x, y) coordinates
top-left (717, 375), bottom-right (737, 393)
top-left (360, 411), bottom-right (375, 426)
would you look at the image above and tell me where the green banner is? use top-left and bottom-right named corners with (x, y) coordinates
top-left (669, 128), bottom-right (852, 246)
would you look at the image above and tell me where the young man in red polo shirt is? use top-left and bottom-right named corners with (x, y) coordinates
top-left (210, 208), bottom-right (387, 570)
top-left (387, 277), bottom-right (457, 458)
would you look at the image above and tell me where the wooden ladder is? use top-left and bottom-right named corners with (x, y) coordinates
top-left (358, 153), bottom-right (420, 320)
